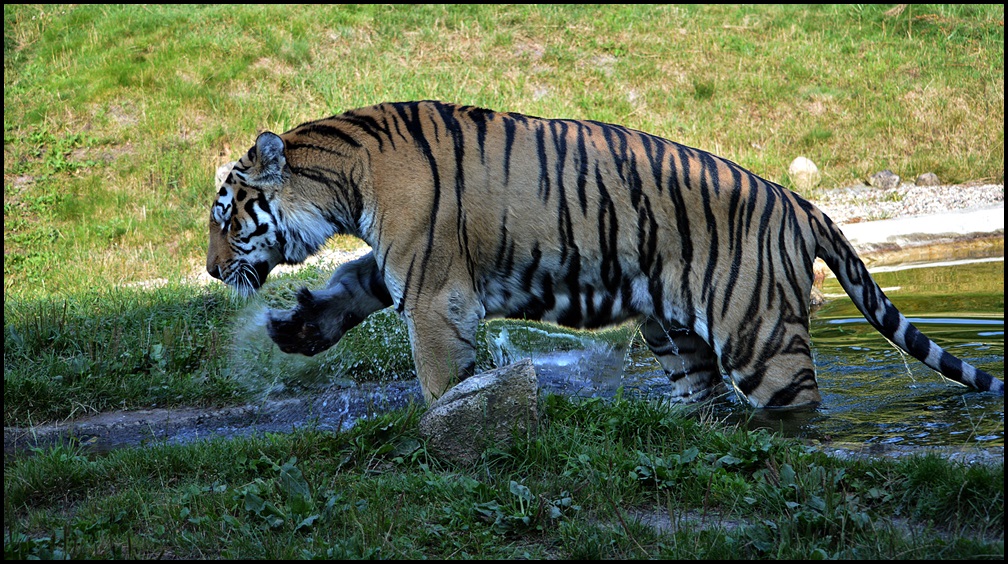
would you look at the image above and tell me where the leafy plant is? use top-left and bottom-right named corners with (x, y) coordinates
top-left (474, 480), bottom-right (579, 535)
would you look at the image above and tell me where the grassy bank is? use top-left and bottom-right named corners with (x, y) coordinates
top-left (5, 396), bottom-right (1004, 559)
top-left (4, 4), bottom-right (1004, 295)
top-left (4, 4), bottom-right (1005, 559)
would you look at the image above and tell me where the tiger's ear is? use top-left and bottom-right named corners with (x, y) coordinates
top-left (252, 131), bottom-right (287, 185)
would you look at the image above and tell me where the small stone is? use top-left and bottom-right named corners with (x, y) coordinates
top-left (914, 172), bottom-right (942, 186)
top-left (418, 359), bottom-right (540, 466)
top-left (788, 156), bottom-right (821, 192)
top-left (867, 170), bottom-right (900, 190)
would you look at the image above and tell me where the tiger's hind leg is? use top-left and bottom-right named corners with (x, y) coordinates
top-left (716, 316), bottom-right (822, 409)
top-left (641, 317), bottom-right (727, 402)
top-left (267, 252), bottom-right (392, 356)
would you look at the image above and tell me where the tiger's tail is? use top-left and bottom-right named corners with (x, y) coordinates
top-left (815, 214), bottom-right (1004, 395)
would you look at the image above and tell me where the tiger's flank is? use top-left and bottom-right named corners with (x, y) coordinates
top-left (206, 101), bottom-right (1005, 408)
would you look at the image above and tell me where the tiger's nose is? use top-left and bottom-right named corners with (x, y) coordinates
top-left (207, 264), bottom-right (222, 280)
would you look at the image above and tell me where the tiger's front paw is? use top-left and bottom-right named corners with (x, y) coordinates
top-left (266, 288), bottom-right (340, 356)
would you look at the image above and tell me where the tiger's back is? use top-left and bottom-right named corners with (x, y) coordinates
top-left (208, 100), bottom-right (1004, 407)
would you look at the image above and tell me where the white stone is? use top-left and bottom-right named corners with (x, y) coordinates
top-left (788, 156), bottom-right (821, 191)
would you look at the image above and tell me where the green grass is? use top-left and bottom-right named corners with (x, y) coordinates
top-left (3, 5), bottom-right (1005, 559)
top-left (4, 4), bottom-right (1004, 296)
top-left (3, 283), bottom-right (243, 425)
top-left (4, 396), bottom-right (1003, 559)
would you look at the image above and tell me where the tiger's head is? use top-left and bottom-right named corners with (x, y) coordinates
top-left (206, 132), bottom-right (291, 296)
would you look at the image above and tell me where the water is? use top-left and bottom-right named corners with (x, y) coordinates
top-left (792, 257), bottom-right (1003, 447)
top-left (487, 256), bottom-right (1004, 449)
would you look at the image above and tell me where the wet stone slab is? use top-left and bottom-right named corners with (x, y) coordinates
top-left (4, 381), bottom-right (423, 460)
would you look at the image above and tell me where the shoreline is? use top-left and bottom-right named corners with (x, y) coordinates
top-left (812, 182), bottom-right (1003, 260)
top-left (809, 183), bottom-right (1003, 280)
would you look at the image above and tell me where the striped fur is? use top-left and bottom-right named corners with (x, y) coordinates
top-left (206, 101), bottom-right (1004, 407)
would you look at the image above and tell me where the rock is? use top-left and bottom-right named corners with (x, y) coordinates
top-left (867, 170), bottom-right (900, 190)
top-left (914, 172), bottom-right (941, 186)
top-left (418, 359), bottom-right (540, 466)
top-left (788, 156), bottom-right (821, 191)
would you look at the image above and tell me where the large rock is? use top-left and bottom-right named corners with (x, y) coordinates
top-left (788, 156), bottom-right (821, 192)
top-left (418, 359), bottom-right (540, 466)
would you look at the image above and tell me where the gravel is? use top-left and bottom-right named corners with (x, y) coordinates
top-left (811, 182), bottom-right (1004, 225)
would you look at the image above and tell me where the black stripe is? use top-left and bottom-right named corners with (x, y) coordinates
top-left (297, 123), bottom-right (362, 148)
top-left (434, 103), bottom-right (476, 283)
top-left (492, 211), bottom-right (512, 271)
top-left (284, 141), bottom-right (353, 157)
top-left (392, 102), bottom-right (441, 306)
top-left (397, 254), bottom-right (417, 313)
top-left (627, 148), bottom-right (644, 209)
top-left (551, 121), bottom-right (575, 262)
top-left (668, 143), bottom-right (695, 328)
top-left (340, 113), bottom-right (395, 151)
top-left (596, 164), bottom-right (621, 292)
top-left (719, 166), bottom-right (749, 318)
top-left (536, 124), bottom-right (550, 201)
top-left (559, 250), bottom-right (582, 327)
top-left (636, 193), bottom-right (658, 275)
top-left (465, 105), bottom-right (491, 163)
top-left (765, 369), bottom-right (818, 407)
top-left (502, 116), bottom-right (517, 186)
top-left (698, 151), bottom-right (721, 332)
top-left (521, 242), bottom-right (543, 293)
top-left (540, 273), bottom-right (556, 314)
top-left (574, 123), bottom-right (589, 215)
top-left (648, 255), bottom-right (666, 321)
top-left (288, 164), bottom-right (364, 230)
top-left (597, 122), bottom-right (630, 186)
top-left (641, 134), bottom-right (667, 196)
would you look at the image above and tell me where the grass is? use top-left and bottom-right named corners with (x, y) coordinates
top-left (4, 4), bottom-right (1004, 296)
top-left (4, 395), bottom-right (1004, 559)
top-left (3, 4), bottom-right (1005, 559)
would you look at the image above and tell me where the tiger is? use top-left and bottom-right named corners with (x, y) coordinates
top-left (206, 100), bottom-right (1004, 408)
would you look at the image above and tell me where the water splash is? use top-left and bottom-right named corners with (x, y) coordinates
top-left (485, 321), bottom-right (632, 398)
